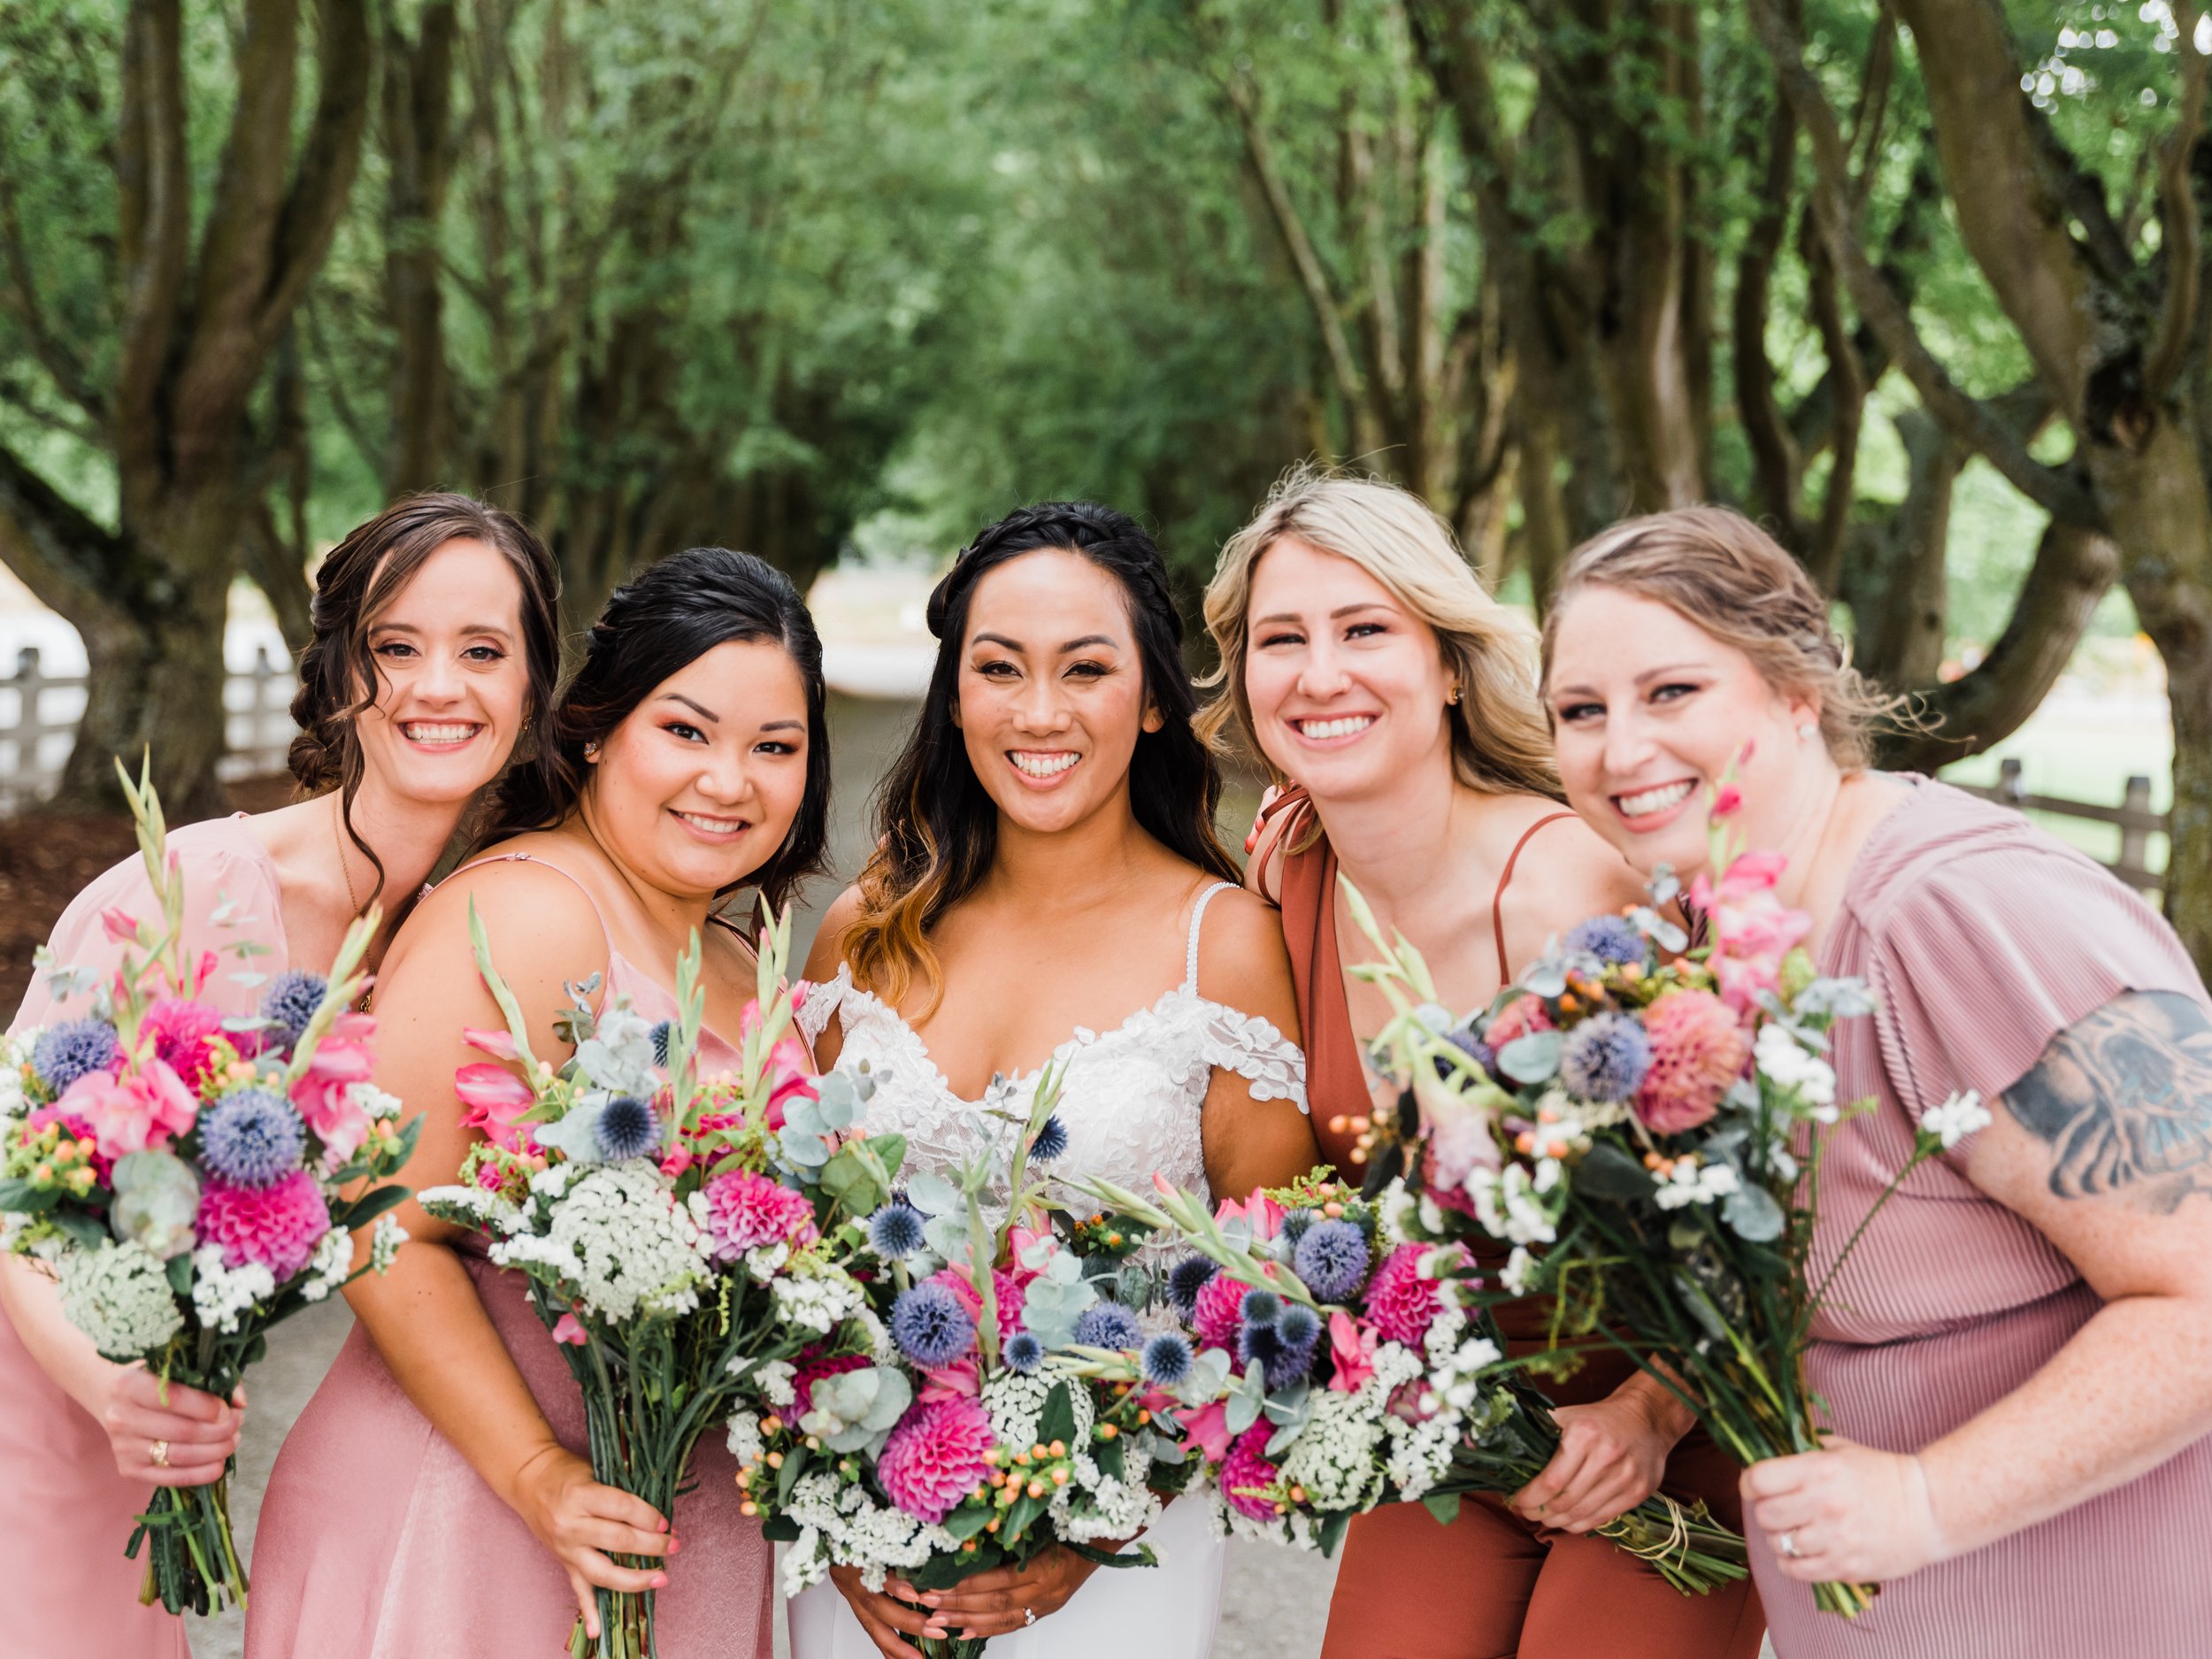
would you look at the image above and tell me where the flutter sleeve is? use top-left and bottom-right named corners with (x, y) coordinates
top-left (1197, 1003), bottom-right (1310, 1114)
top-left (11, 818), bottom-right (289, 1034)
top-left (794, 962), bottom-right (853, 1049)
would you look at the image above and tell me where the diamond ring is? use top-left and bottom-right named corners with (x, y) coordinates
top-left (150, 1439), bottom-right (170, 1469)
top-left (1024, 1609), bottom-right (1038, 1627)
top-left (1778, 1531), bottom-right (1801, 1559)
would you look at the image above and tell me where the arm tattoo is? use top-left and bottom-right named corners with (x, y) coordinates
top-left (2003, 990), bottom-right (2212, 1210)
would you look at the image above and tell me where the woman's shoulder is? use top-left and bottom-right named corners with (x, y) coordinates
top-left (391, 835), bottom-right (611, 973)
top-left (1490, 798), bottom-right (1642, 926)
top-left (800, 884), bottom-right (866, 984)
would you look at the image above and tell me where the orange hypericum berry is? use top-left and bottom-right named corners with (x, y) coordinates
top-left (988, 1469), bottom-right (1006, 1487)
top-left (1514, 1133), bottom-right (1537, 1156)
top-left (1349, 1148), bottom-right (1368, 1164)
top-left (1097, 1424), bottom-right (1119, 1440)
top-left (765, 1452), bottom-right (783, 1470)
top-left (1326, 1114), bottom-right (1351, 1134)
top-left (1032, 1443), bottom-right (1050, 1461)
top-left (1546, 1140), bottom-right (1570, 1160)
top-left (1014, 1449), bottom-right (1032, 1465)
top-left (1051, 1468), bottom-right (1070, 1487)
top-left (1643, 1152), bottom-right (1665, 1170)
top-left (1558, 993), bottom-right (1578, 1013)
top-left (1048, 1440), bottom-right (1066, 1458)
top-left (1290, 1485), bottom-right (1308, 1503)
top-left (805, 1435), bottom-right (821, 1450)
top-left (740, 1500), bottom-right (758, 1516)
top-left (1135, 1409), bottom-right (1151, 1425)
top-left (1323, 1202), bottom-right (1344, 1217)
top-left (1349, 1116), bottom-right (1372, 1133)
top-left (987, 1518), bottom-right (1001, 1534)
top-left (1106, 1233), bottom-right (1123, 1248)
top-left (1026, 1479), bottom-right (1047, 1500)
top-left (962, 1539), bottom-right (979, 1553)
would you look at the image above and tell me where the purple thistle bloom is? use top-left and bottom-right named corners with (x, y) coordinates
top-left (258, 971), bottom-right (329, 1046)
top-left (1565, 914), bottom-right (1646, 968)
top-left (649, 1020), bottom-right (675, 1066)
top-left (1440, 1026), bottom-right (1499, 1085)
top-left (197, 1087), bottom-right (305, 1187)
top-left (1072, 1302), bottom-right (1143, 1352)
top-left (32, 1018), bottom-right (119, 1094)
top-left (1240, 1287), bottom-right (1283, 1327)
top-left (1239, 1318), bottom-right (1311, 1388)
top-left (1277, 1303), bottom-right (1321, 1350)
top-left (1028, 1114), bottom-right (1069, 1161)
top-left (1166, 1254), bottom-right (1217, 1318)
top-left (1004, 1331), bottom-right (1044, 1373)
top-left (866, 1201), bottom-right (926, 1260)
top-left (1141, 1332), bottom-right (1194, 1387)
top-left (1293, 1219), bottom-right (1371, 1302)
top-left (889, 1282), bottom-right (977, 1369)
top-left (1560, 1011), bottom-right (1653, 1102)
top-left (595, 1094), bottom-right (661, 1161)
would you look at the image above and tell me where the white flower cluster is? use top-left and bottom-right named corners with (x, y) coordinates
top-left (370, 1213), bottom-right (408, 1272)
top-left (1652, 1156), bottom-right (1741, 1211)
top-left (298, 1226), bottom-right (353, 1303)
top-left (488, 1162), bottom-right (710, 1321)
top-left (1469, 1161), bottom-right (1562, 1245)
top-left (1056, 1463), bottom-right (1161, 1543)
top-left (726, 1409), bottom-right (765, 1469)
top-left (768, 1259), bottom-right (869, 1337)
top-left (1922, 1089), bottom-right (1992, 1149)
top-left (190, 1244), bottom-right (276, 1333)
top-left (782, 1471), bottom-right (959, 1595)
top-left (1279, 1388), bottom-right (1386, 1511)
top-left (0, 1031), bottom-right (28, 1130)
top-left (59, 1240), bottom-right (182, 1357)
top-left (1755, 1025), bottom-right (1839, 1123)
top-left (982, 1369), bottom-right (1094, 1451)
top-left (751, 1358), bottom-right (798, 1406)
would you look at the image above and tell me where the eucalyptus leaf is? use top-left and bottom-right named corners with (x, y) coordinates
top-left (777, 1124), bottom-right (832, 1168)
top-left (1721, 1183), bottom-right (1786, 1242)
top-left (906, 1171), bottom-right (961, 1216)
top-left (1497, 1031), bottom-right (1563, 1085)
top-left (1521, 962), bottom-right (1568, 999)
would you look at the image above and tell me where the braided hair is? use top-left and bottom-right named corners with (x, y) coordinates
top-left (843, 502), bottom-right (1238, 1013)
top-left (480, 546), bottom-right (832, 919)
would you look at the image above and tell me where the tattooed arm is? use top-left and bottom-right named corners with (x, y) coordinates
top-left (1747, 989), bottom-right (2212, 1585)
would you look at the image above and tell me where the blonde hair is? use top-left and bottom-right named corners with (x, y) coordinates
top-left (1540, 506), bottom-right (1909, 771)
top-left (1200, 464), bottom-right (1562, 801)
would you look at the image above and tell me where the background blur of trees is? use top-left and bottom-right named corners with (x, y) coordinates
top-left (1, 0), bottom-right (2208, 964)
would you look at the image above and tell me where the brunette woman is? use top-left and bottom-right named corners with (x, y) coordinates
top-left (0, 493), bottom-right (557, 1659)
top-left (1543, 506), bottom-right (2212, 1658)
top-left (1202, 468), bottom-right (1764, 1659)
top-left (793, 502), bottom-right (1316, 1659)
top-left (243, 548), bottom-right (830, 1659)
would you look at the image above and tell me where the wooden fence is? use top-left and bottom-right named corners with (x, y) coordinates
top-left (0, 644), bottom-right (297, 813)
top-left (1950, 756), bottom-right (2169, 895)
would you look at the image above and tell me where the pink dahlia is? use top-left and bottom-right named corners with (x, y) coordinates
top-left (196, 1168), bottom-right (331, 1279)
top-left (794, 1351), bottom-right (872, 1419)
top-left (1192, 1271), bottom-right (1249, 1351)
top-left (1218, 1422), bottom-right (1280, 1521)
top-left (142, 999), bottom-right (229, 1092)
top-left (702, 1170), bottom-right (818, 1261)
top-left (1486, 995), bottom-right (1555, 1047)
top-left (1634, 990), bottom-right (1749, 1134)
top-left (1363, 1243), bottom-right (1447, 1347)
top-left (877, 1395), bottom-right (995, 1524)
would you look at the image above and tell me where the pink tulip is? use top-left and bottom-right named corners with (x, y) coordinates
top-left (1177, 1399), bottom-right (1234, 1463)
top-left (455, 1063), bottom-right (538, 1152)
top-left (550, 1313), bottom-right (588, 1346)
top-left (62, 1059), bottom-right (199, 1159)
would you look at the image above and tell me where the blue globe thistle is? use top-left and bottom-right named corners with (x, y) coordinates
top-left (1565, 913), bottom-right (1647, 968)
top-left (1240, 1287), bottom-right (1283, 1327)
top-left (1277, 1303), bottom-right (1321, 1350)
top-left (1439, 1027), bottom-right (1498, 1085)
top-left (1141, 1332), bottom-right (1194, 1388)
top-left (197, 1088), bottom-right (305, 1187)
top-left (889, 1282), bottom-right (977, 1370)
top-left (649, 1020), bottom-right (675, 1066)
top-left (1166, 1254), bottom-right (1217, 1318)
top-left (594, 1094), bottom-right (662, 1161)
top-left (258, 971), bottom-right (329, 1046)
top-left (1003, 1331), bottom-right (1044, 1373)
top-left (1559, 1011), bottom-right (1654, 1102)
top-left (1279, 1208), bottom-right (1317, 1246)
top-left (1294, 1219), bottom-right (1371, 1302)
top-left (865, 1201), bottom-right (926, 1261)
top-left (1028, 1113), bottom-right (1069, 1162)
top-left (1072, 1302), bottom-right (1144, 1352)
top-left (32, 1019), bottom-right (119, 1094)
top-left (1239, 1318), bottom-right (1311, 1388)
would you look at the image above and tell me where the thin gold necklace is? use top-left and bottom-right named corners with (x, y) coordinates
top-left (333, 804), bottom-right (373, 1012)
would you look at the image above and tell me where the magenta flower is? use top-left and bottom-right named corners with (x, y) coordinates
top-left (292, 1012), bottom-right (378, 1161)
top-left (701, 1170), bottom-right (818, 1261)
top-left (764, 1037), bottom-right (816, 1132)
top-left (455, 1063), bottom-right (537, 1152)
top-left (142, 998), bottom-right (228, 1092)
top-left (462, 1026), bottom-right (520, 1062)
top-left (1327, 1310), bottom-right (1378, 1394)
top-left (62, 1058), bottom-right (199, 1159)
top-left (1363, 1243), bottom-right (1447, 1347)
top-left (1177, 1398), bottom-right (1234, 1463)
top-left (929, 1264), bottom-right (1029, 1343)
top-left (1218, 1422), bottom-right (1281, 1521)
top-left (1191, 1271), bottom-right (1249, 1351)
top-left (1634, 989), bottom-right (1749, 1134)
top-left (877, 1395), bottom-right (995, 1524)
top-left (196, 1168), bottom-right (331, 1279)
top-left (1486, 995), bottom-right (1555, 1047)
top-left (793, 1352), bottom-right (872, 1420)
top-left (551, 1313), bottom-right (588, 1346)
top-left (1691, 850), bottom-right (1812, 1014)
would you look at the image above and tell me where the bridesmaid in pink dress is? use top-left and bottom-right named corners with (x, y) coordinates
top-left (1542, 507), bottom-right (2212, 1658)
top-left (0, 492), bottom-right (559, 1659)
top-left (245, 546), bottom-right (832, 1659)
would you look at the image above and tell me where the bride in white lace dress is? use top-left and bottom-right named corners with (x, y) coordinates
top-left (791, 503), bottom-right (1318, 1659)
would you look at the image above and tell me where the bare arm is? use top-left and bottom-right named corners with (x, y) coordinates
top-left (1197, 887), bottom-right (1321, 1196)
top-left (1747, 989), bottom-right (2212, 1582)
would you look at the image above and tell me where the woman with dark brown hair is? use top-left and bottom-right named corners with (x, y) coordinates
top-left (0, 493), bottom-right (559, 1659)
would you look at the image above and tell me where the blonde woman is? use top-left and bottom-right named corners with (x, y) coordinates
top-left (1202, 468), bottom-right (1764, 1659)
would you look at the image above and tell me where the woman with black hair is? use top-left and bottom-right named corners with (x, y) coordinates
top-left (793, 502), bottom-right (1317, 1659)
top-left (245, 547), bottom-right (830, 1659)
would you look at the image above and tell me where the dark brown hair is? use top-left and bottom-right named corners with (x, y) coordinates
top-left (289, 492), bottom-right (563, 909)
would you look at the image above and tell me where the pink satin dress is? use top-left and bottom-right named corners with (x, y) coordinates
top-left (244, 854), bottom-right (774, 1659)
top-left (3, 815), bottom-right (287, 1659)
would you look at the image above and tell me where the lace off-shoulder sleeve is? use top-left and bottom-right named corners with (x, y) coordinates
top-left (1197, 1003), bottom-right (1309, 1114)
top-left (795, 963), bottom-right (852, 1048)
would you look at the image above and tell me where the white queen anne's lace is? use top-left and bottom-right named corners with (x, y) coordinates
top-left (59, 1240), bottom-right (182, 1356)
top-left (488, 1162), bottom-right (710, 1319)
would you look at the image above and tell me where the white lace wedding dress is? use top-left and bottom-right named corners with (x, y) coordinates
top-left (787, 881), bottom-right (1307, 1658)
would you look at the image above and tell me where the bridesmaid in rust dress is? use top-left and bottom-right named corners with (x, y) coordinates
top-left (1201, 468), bottom-right (1765, 1659)
top-left (0, 494), bottom-right (556, 1659)
top-left (1543, 508), bottom-right (2212, 1658)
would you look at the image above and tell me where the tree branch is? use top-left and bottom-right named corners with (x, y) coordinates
top-left (113, 0), bottom-right (190, 503)
top-left (257, 0), bottom-right (372, 353)
top-left (2145, 0), bottom-right (2208, 405)
top-left (0, 185), bottom-right (105, 424)
top-left (1734, 82), bottom-right (1800, 543)
top-left (0, 439), bottom-right (128, 620)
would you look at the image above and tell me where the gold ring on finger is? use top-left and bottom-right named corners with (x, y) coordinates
top-left (150, 1439), bottom-right (170, 1468)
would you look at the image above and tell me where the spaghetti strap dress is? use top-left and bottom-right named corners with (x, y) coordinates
top-left (3, 814), bottom-right (286, 1659)
top-left (1251, 787), bottom-right (1765, 1659)
top-left (243, 853), bottom-right (773, 1659)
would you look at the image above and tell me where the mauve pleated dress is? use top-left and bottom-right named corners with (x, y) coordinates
top-left (3, 815), bottom-right (284, 1659)
top-left (1761, 779), bottom-right (2212, 1659)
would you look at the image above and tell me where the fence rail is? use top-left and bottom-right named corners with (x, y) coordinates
top-left (0, 644), bottom-right (297, 813)
top-left (1949, 757), bottom-right (2169, 894)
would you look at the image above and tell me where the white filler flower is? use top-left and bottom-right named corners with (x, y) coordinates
top-left (1922, 1089), bottom-right (1993, 1148)
top-left (59, 1240), bottom-right (183, 1356)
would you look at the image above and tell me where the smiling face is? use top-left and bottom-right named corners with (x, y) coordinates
top-left (1241, 534), bottom-right (1455, 802)
top-left (583, 638), bottom-right (812, 898)
top-left (1545, 584), bottom-right (1826, 878)
top-left (956, 547), bottom-right (1160, 836)
top-left (355, 537), bottom-right (531, 809)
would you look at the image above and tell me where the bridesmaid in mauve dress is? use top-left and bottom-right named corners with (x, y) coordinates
top-left (0, 491), bottom-right (557, 1659)
top-left (1544, 507), bottom-right (2212, 1659)
top-left (245, 548), bottom-right (833, 1659)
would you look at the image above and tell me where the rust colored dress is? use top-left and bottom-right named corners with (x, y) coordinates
top-left (1253, 788), bottom-right (1766, 1659)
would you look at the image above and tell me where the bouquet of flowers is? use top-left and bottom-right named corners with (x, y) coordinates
top-left (420, 902), bottom-right (895, 1659)
top-left (0, 761), bottom-right (418, 1616)
top-left (1343, 808), bottom-right (1989, 1617)
top-left (1070, 1172), bottom-right (1746, 1594)
top-left (732, 1066), bottom-right (1182, 1659)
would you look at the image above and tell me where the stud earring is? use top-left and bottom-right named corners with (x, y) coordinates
top-left (583, 740), bottom-right (600, 759)
top-left (1796, 722), bottom-right (1817, 741)
top-left (1448, 685), bottom-right (1463, 706)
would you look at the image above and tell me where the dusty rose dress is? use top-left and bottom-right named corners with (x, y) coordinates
top-left (1759, 779), bottom-right (2212, 1658)
top-left (2, 816), bottom-right (286, 1659)
top-left (244, 854), bottom-right (773, 1659)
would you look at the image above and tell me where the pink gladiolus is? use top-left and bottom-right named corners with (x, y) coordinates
top-left (764, 1036), bottom-right (815, 1130)
top-left (790, 979), bottom-right (812, 1014)
top-left (1327, 1310), bottom-right (1377, 1393)
top-left (454, 1064), bottom-right (538, 1151)
top-left (463, 1026), bottom-right (520, 1061)
top-left (1711, 783), bottom-right (1743, 819)
top-left (1178, 1399), bottom-right (1234, 1463)
top-left (189, 950), bottom-right (219, 998)
top-left (1215, 1188), bottom-right (1286, 1240)
top-left (62, 1059), bottom-right (198, 1158)
top-left (1153, 1171), bottom-right (1175, 1196)
top-left (1413, 1062), bottom-right (1500, 1194)
top-left (1691, 850), bottom-right (1811, 1015)
top-left (291, 1012), bottom-right (379, 1158)
top-left (551, 1313), bottom-right (588, 1346)
top-left (99, 907), bottom-right (141, 945)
